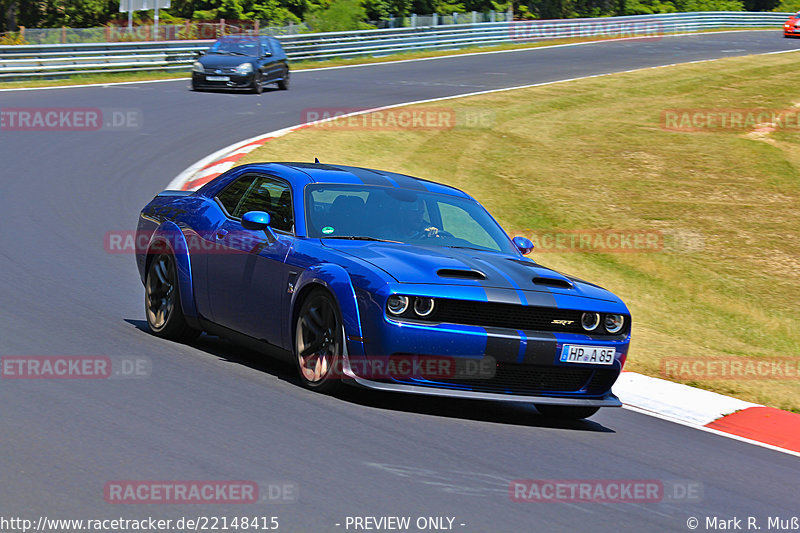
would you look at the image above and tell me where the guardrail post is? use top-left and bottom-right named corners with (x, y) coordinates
top-left (453, 12), bottom-right (458, 24)
top-left (411, 13), bottom-right (417, 28)
top-left (61, 26), bottom-right (66, 43)
top-left (433, 13), bottom-right (438, 25)
top-left (507, 8), bottom-right (513, 21)
top-left (254, 20), bottom-right (260, 34)
top-left (19, 26), bottom-right (25, 40)
top-left (490, 10), bottom-right (495, 22)
top-left (220, 18), bottom-right (225, 36)
top-left (472, 11), bottom-right (477, 24)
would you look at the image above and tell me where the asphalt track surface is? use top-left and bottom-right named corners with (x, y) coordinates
top-left (1, 31), bottom-right (799, 533)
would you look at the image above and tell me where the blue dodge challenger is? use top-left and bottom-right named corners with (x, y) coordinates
top-left (136, 162), bottom-right (631, 419)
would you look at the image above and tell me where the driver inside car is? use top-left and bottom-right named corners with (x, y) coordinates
top-left (400, 198), bottom-right (440, 239)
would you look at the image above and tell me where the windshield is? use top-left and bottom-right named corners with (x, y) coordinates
top-left (208, 38), bottom-right (259, 56)
top-left (305, 184), bottom-right (516, 254)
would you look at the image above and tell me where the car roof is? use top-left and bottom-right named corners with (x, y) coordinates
top-left (239, 162), bottom-right (473, 199)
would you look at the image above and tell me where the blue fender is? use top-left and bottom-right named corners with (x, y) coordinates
top-left (290, 264), bottom-right (364, 356)
top-left (145, 221), bottom-right (199, 325)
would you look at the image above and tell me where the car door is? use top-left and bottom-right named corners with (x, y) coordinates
top-left (269, 37), bottom-right (288, 78)
top-left (259, 36), bottom-right (280, 82)
top-left (204, 173), bottom-right (295, 345)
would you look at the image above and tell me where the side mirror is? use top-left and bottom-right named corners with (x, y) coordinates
top-left (197, 50), bottom-right (206, 57)
top-left (261, 52), bottom-right (272, 58)
top-left (512, 236), bottom-right (534, 255)
top-left (242, 211), bottom-right (271, 231)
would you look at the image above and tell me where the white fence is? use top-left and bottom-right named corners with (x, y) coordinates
top-left (0, 12), bottom-right (791, 81)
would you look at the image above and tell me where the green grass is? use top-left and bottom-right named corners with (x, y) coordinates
top-left (0, 27), bottom-right (767, 90)
top-left (237, 51), bottom-right (800, 412)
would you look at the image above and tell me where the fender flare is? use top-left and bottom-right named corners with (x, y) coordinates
top-left (144, 221), bottom-right (199, 323)
top-left (290, 264), bottom-right (364, 355)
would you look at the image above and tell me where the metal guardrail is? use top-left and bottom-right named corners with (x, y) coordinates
top-left (0, 12), bottom-right (792, 80)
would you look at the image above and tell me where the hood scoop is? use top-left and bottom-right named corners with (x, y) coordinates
top-left (533, 276), bottom-right (574, 289)
top-left (437, 268), bottom-right (486, 280)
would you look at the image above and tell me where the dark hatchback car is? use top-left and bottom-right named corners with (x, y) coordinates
top-left (192, 35), bottom-right (289, 93)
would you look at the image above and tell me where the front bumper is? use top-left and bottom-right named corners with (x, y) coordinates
top-left (192, 72), bottom-right (255, 90)
top-left (347, 288), bottom-right (630, 404)
top-left (342, 360), bottom-right (623, 407)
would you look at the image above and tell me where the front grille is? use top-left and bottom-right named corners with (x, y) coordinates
top-left (392, 363), bottom-right (618, 396)
top-left (204, 67), bottom-right (236, 74)
top-left (422, 299), bottom-right (629, 336)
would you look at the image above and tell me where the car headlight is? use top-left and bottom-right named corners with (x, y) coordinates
top-left (581, 312), bottom-right (600, 332)
top-left (192, 61), bottom-right (204, 73)
top-left (413, 297), bottom-right (435, 317)
top-left (387, 295), bottom-right (410, 316)
top-left (235, 62), bottom-right (254, 75)
top-left (603, 314), bottom-right (625, 334)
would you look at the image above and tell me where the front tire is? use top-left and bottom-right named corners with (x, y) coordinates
top-left (535, 404), bottom-right (600, 420)
top-left (277, 68), bottom-right (289, 90)
top-left (294, 288), bottom-right (344, 394)
top-left (145, 252), bottom-right (200, 342)
top-left (252, 73), bottom-right (263, 94)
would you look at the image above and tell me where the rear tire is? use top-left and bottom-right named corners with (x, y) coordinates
top-left (277, 68), bottom-right (289, 90)
top-left (294, 288), bottom-right (344, 394)
top-left (145, 252), bottom-right (201, 342)
top-left (535, 404), bottom-right (600, 420)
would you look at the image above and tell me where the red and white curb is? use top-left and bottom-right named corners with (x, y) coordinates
top-left (167, 65), bottom-right (800, 459)
top-left (165, 124), bottom-right (308, 191)
top-left (615, 372), bottom-right (800, 456)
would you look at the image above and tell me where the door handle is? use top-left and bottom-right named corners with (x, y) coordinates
top-left (215, 229), bottom-right (229, 239)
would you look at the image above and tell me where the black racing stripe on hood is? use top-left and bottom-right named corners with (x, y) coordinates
top-left (518, 290), bottom-right (559, 308)
top-left (473, 256), bottom-right (559, 307)
top-left (484, 287), bottom-right (526, 305)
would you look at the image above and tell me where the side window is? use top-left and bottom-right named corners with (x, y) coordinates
top-left (216, 176), bottom-right (256, 216)
top-left (270, 37), bottom-right (284, 57)
top-left (234, 175), bottom-right (294, 233)
top-left (260, 37), bottom-right (270, 56)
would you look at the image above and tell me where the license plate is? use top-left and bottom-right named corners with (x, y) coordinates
top-left (560, 344), bottom-right (615, 365)
top-left (206, 75), bottom-right (230, 81)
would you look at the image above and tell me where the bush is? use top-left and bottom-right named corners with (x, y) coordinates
top-left (305, 0), bottom-right (373, 32)
top-left (0, 32), bottom-right (27, 45)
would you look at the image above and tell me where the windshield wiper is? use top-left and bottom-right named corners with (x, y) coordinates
top-left (324, 236), bottom-right (400, 243)
top-left (445, 245), bottom-right (491, 252)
